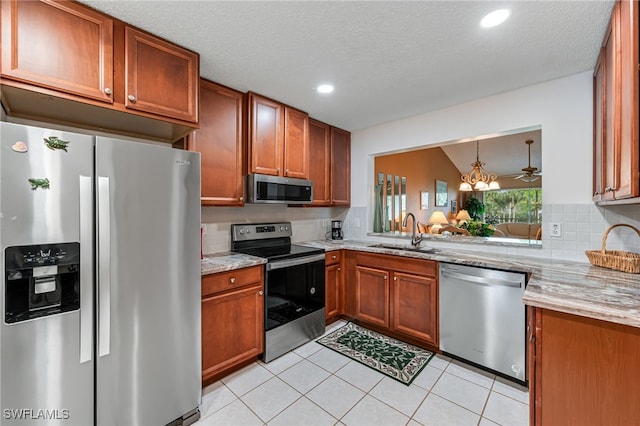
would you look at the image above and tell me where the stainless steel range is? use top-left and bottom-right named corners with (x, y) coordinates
top-left (231, 222), bottom-right (326, 362)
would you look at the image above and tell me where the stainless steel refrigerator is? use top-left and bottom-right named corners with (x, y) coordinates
top-left (0, 122), bottom-right (201, 425)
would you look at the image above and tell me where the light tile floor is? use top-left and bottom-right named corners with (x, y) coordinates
top-left (195, 321), bottom-right (529, 426)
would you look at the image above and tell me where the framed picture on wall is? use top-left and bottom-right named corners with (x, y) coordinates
top-left (420, 191), bottom-right (429, 209)
top-left (435, 180), bottom-right (448, 206)
top-left (451, 200), bottom-right (457, 215)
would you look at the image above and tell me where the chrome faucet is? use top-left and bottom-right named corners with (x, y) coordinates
top-left (402, 212), bottom-right (422, 246)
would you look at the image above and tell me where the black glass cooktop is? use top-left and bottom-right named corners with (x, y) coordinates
top-left (233, 243), bottom-right (323, 261)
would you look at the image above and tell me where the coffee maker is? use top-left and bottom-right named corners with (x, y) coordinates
top-left (331, 220), bottom-right (343, 240)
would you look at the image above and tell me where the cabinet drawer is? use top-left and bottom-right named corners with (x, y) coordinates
top-left (202, 265), bottom-right (263, 297)
top-left (356, 252), bottom-right (437, 277)
top-left (325, 250), bottom-right (342, 265)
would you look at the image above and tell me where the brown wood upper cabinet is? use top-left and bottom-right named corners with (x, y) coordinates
top-left (0, 0), bottom-right (199, 138)
top-left (593, 0), bottom-right (639, 203)
top-left (308, 119), bottom-right (352, 206)
top-left (308, 119), bottom-right (332, 206)
top-left (1, 0), bottom-right (114, 103)
top-left (248, 92), bottom-right (309, 178)
top-left (330, 127), bottom-right (351, 206)
top-left (124, 27), bottom-right (198, 123)
top-left (188, 80), bottom-right (245, 206)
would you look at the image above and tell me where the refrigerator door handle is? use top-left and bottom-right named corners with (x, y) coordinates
top-left (98, 176), bottom-right (111, 357)
top-left (79, 176), bottom-right (93, 363)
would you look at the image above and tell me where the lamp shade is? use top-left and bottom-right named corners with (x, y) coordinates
top-left (455, 209), bottom-right (471, 222)
top-left (459, 182), bottom-right (472, 191)
top-left (428, 210), bottom-right (449, 225)
top-left (475, 181), bottom-right (488, 191)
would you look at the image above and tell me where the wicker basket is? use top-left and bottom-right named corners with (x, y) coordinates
top-left (585, 224), bottom-right (640, 273)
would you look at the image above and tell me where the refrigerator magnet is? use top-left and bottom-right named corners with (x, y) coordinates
top-left (43, 136), bottom-right (70, 152)
top-left (11, 141), bottom-right (28, 152)
top-left (28, 178), bottom-right (50, 191)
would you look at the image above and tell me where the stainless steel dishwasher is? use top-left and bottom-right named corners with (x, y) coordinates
top-left (439, 263), bottom-right (527, 383)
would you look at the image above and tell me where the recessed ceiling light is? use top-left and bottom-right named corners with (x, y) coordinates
top-left (480, 9), bottom-right (510, 28)
top-left (317, 84), bottom-right (334, 94)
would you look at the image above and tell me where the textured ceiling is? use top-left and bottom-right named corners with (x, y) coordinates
top-left (79, 0), bottom-right (614, 131)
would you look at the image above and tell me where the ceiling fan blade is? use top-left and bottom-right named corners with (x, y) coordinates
top-left (515, 173), bottom-right (541, 182)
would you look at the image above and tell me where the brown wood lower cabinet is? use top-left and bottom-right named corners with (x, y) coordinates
top-left (392, 272), bottom-right (438, 343)
top-left (325, 251), bottom-right (343, 321)
top-left (201, 266), bottom-right (264, 386)
top-left (355, 265), bottom-right (390, 328)
top-left (530, 307), bottom-right (640, 425)
top-left (346, 252), bottom-right (438, 347)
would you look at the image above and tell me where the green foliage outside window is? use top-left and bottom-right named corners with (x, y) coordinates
top-left (484, 189), bottom-right (542, 224)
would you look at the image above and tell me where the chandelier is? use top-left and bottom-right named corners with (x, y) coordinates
top-left (459, 141), bottom-right (500, 191)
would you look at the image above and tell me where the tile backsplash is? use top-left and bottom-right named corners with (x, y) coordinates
top-left (201, 205), bottom-right (348, 254)
top-left (344, 204), bottom-right (640, 263)
top-left (202, 203), bottom-right (640, 264)
top-left (539, 203), bottom-right (640, 262)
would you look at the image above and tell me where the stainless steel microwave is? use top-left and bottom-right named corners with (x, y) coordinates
top-left (246, 174), bottom-right (313, 204)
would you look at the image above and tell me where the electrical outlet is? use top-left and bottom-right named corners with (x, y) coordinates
top-left (549, 223), bottom-right (562, 237)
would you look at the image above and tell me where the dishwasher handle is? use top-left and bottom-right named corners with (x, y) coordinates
top-left (440, 270), bottom-right (522, 288)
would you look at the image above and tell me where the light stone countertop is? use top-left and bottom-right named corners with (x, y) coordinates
top-left (201, 252), bottom-right (266, 275)
top-left (202, 240), bottom-right (640, 328)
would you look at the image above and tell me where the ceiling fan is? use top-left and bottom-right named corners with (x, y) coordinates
top-left (513, 139), bottom-right (542, 182)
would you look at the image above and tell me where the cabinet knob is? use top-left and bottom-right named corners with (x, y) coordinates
top-left (240, 196), bottom-right (244, 201)
top-left (104, 88), bottom-right (112, 95)
top-left (128, 94), bottom-right (136, 102)
top-left (332, 255), bottom-right (337, 260)
top-left (593, 191), bottom-right (600, 196)
top-left (258, 290), bottom-right (264, 296)
top-left (338, 267), bottom-right (341, 271)
top-left (230, 277), bottom-right (236, 284)
top-left (384, 276), bottom-right (388, 280)
top-left (285, 169), bottom-right (289, 175)
top-left (393, 276), bottom-right (397, 281)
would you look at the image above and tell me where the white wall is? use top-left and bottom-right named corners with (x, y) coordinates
top-left (346, 71), bottom-right (640, 262)
top-left (351, 71), bottom-right (593, 210)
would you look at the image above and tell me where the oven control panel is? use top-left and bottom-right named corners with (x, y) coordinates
top-left (231, 222), bottom-right (292, 242)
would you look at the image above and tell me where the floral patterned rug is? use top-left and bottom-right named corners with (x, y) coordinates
top-left (316, 322), bottom-right (434, 385)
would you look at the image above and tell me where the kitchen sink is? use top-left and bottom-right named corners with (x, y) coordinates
top-left (367, 243), bottom-right (439, 254)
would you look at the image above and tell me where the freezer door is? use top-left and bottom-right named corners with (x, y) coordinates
top-left (0, 122), bottom-right (94, 425)
top-left (95, 138), bottom-right (201, 425)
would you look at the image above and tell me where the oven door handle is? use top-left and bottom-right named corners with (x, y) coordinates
top-left (267, 253), bottom-right (326, 271)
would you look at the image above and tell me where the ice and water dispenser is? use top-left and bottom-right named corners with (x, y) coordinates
top-left (4, 243), bottom-right (80, 324)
